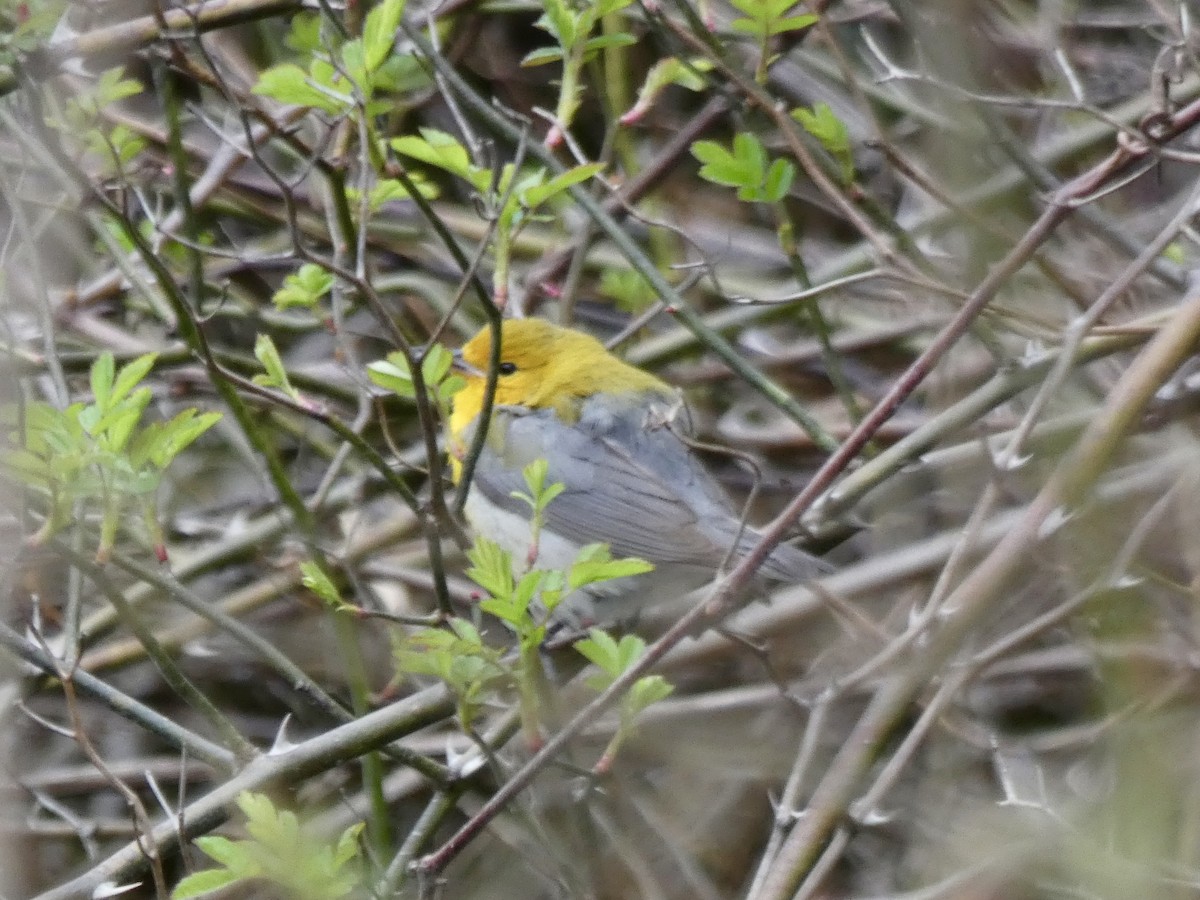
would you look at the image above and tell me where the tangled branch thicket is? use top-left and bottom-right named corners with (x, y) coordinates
top-left (4, 0), bottom-right (1200, 897)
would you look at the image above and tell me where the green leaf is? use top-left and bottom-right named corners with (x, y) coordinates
top-left (447, 617), bottom-right (484, 645)
top-left (628, 674), bottom-right (673, 712)
top-left (575, 628), bottom-right (622, 674)
top-left (285, 12), bottom-right (323, 52)
top-left (169, 409), bottom-right (221, 453)
top-left (691, 139), bottom-right (749, 188)
top-left (366, 355), bottom-right (416, 399)
top-left (466, 536), bottom-right (514, 600)
top-left (390, 129), bottom-right (476, 181)
top-left (510, 458), bottom-right (567, 519)
top-left (791, 102), bottom-right (854, 184)
top-left (253, 333), bottom-right (293, 396)
top-left (692, 133), bottom-right (793, 202)
top-left (363, 0), bottom-right (406, 71)
top-left (309, 58), bottom-right (349, 98)
top-left (369, 347), bottom-right (457, 407)
top-left (521, 46), bottom-right (565, 67)
top-left (595, 0), bottom-right (635, 16)
top-left (99, 389), bottom-right (151, 451)
top-left (768, 13), bottom-right (817, 35)
top-left (541, 481), bottom-right (566, 508)
top-left (394, 619), bottom-right (511, 710)
top-left (420, 344), bottom-right (454, 384)
top-left (437, 375), bottom-right (467, 405)
top-left (90, 397), bottom-right (137, 442)
top-left (193, 835), bottom-right (256, 871)
top-left (130, 409), bottom-right (221, 469)
top-left (512, 571), bottom-right (547, 617)
top-left (254, 64), bottom-right (350, 113)
top-left (626, 57), bottom-right (712, 121)
top-left (236, 792), bottom-right (280, 838)
top-left (273, 263), bottom-right (333, 310)
top-left (762, 157), bottom-right (795, 202)
top-left (574, 630), bottom-right (674, 726)
top-left (95, 67), bottom-right (143, 104)
top-left (519, 162), bottom-right (603, 209)
top-left (729, 0), bottom-right (816, 38)
top-left (372, 52), bottom-right (431, 94)
top-left (300, 561), bottom-right (342, 607)
top-left (568, 544), bottom-right (654, 591)
top-left (175, 792), bottom-right (365, 900)
top-left (522, 458), bottom-right (550, 499)
top-left (347, 176), bottom-right (439, 213)
top-left (171, 867), bottom-right (243, 899)
top-left (1164, 242), bottom-right (1186, 264)
top-left (733, 132), bottom-right (766, 172)
top-left (332, 823), bottom-right (365, 868)
top-left (580, 32), bottom-right (637, 59)
top-left (537, 0), bottom-right (577, 47)
top-left (729, 15), bottom-right (761, 32)
top-left (340, 39), bottom-right (368, 92)
top-left (110, 125), bottom-right (146, 166)
top-left (5, 448), bottom-right (53, 482)
top-left (90, 352), bottom-right (115, 411)
top-left (615, 632), bottom-right (648, 668)
top-left (110, 353), bottom-right (158, 407)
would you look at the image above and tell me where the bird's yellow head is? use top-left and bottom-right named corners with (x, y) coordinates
top-left (446, 319), bottom-right (669, 472)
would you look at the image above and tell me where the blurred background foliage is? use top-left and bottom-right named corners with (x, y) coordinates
top-left (4, 0), bottom-right (1200, 898)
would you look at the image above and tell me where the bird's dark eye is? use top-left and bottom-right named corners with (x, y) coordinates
top-left (498, 362), bottom-right (517, 375)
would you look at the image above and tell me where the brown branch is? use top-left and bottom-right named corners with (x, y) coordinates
top-left (6, 0), bottom-right (303, 96)
top-left (752, 287), bottom-right (1200, 900)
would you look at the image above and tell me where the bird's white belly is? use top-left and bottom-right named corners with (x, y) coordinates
top-left (462, 488), bottom-right (584, 574)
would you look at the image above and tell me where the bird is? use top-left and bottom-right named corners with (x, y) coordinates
top-left (446, 318), bottom-right (826, 631)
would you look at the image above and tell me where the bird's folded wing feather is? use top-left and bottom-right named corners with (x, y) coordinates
top-left (466, 401), bottom-right (728, 565)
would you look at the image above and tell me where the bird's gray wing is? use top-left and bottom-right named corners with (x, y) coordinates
top-left (465, 397), bottom-right (729, 565)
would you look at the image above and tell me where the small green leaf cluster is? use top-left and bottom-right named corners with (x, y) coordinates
top-left (393, 618), bottom-right (508, 729)
top-left (300, 560), bottom-right (356, 612)
top-left (172, 792), bottom-right (363, 900)
top-left (792, 102), bottom-right (855, 185)
top-left (729, 0), bottom-right (817, 82)
top-left (396, 461), bottom-right (668, 759)
top-left (523, 0), bottom-right (636, 67)
top-left (47, 68), bottom-right (146, 174)
top-left (508, 458), bottom-right (564, 554)
top-left (272, 263), bottom-right (334, 311)
top-left (576, 629), bottom-right (673, 768)
top-left (688, 103), bottom-right (856, 213)
top-left (621, 56), bottom-right (713, 125)
top-left (3, 353), bottom-right (221, 561)
top-left (729, 0), bottom-right (817, 39)
top-left (691, 133), bottom-right (795, 203)
top-left (468, 462), bottom-right (655, 650)
top-left (468, 539), bottom-right (656, 642)
top-left (345, 173), bottom-right (439, 213)
top-left (252, 333), bottom-right (307, 406)
top-left (252, 335), bottom-right (324, 413)
top-left (391, 129), bottom-right (603, 226)
top-left (0, 0), bottom-right (65, 66)
top-left (522, 0), bottom-right (637, 144)
top-left (253, 2), bottom-right (440, 230)
top-left (253, 0), bottom-right (414, 116)
top-left (391, 128), bottom-right (603, 303)
top-left (367, 343), bottom-right (465, 417)
top-left (390, 128), bottom-right (486, 191)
